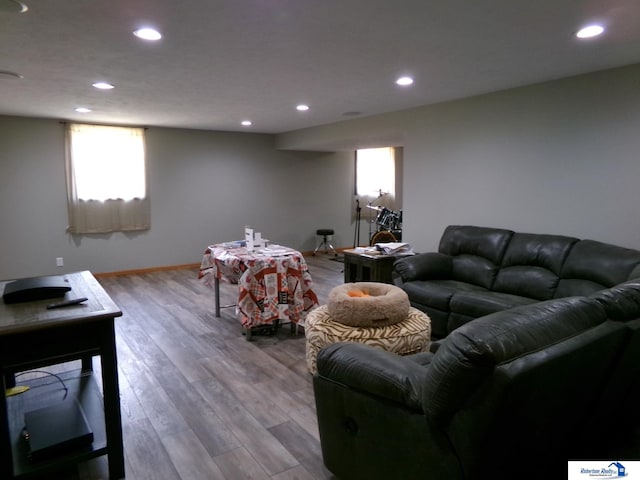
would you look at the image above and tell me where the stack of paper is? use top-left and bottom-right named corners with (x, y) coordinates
top-left (374, 242), bottom-right (415, 256)
top-left (258, 245), bottom-right (291, 256)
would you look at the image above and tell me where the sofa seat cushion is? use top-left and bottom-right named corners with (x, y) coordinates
top-left (554, 278), bottom-right (605, 298)
top-left (401, 280), bottom-right (487, 311)
top-left (450, 290), bottom-right (538, 319)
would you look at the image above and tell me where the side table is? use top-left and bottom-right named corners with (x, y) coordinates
top-left (343, 249), bottom-right (397, 284)
top-left (0, 271), bottom-right (124, 479)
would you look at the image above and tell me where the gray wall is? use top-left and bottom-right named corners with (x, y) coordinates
top-left (0, 118), bottom-right (353, 279)
top-left (3, 62), bottom-right (639, 279)
top-left (278, 63), bottom-right (640, 253)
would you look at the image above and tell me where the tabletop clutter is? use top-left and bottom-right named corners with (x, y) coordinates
top-left (243, 225), bottom-right (268, 251)
top-left (352, 242), bottom-right (415, 256)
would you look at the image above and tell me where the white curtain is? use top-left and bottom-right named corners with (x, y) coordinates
top-left (65, 123), bottom-right (150, 234)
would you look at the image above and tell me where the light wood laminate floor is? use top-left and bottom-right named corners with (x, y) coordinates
top-left (13, 253), bottom-right (345, 480)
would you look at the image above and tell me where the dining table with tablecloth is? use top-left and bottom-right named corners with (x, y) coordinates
top-left (198, 243), bottom-right (319, 335)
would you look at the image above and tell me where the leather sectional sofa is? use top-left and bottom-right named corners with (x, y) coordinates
top-left (313, 282), bottom-right (640, 479)
top-left (311, 225), bottom-right (640, 479)
top-left (393, 225), bottom-right (640, 339)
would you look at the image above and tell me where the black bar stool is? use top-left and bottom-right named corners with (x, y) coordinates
top-left (313, 229), bottom-right (338, 256)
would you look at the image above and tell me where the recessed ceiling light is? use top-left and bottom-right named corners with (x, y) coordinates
top-left (296, 104), bottom-right (310, 111)
top-left (0, 0), bottom-right (28, 13)
top-left (0, 70), bottom-right (23, 80)
top-left (134, 27), bottom-right (162, 41)
top-left (92, 82), bottom-right (114, 90)
top-left (396, 76), bottom-right (414, 86)
top-left (576, 24), bottom-right (604, 38)
top-left (241, 120), bottom-right (252, 126)
top-left (75, 107), bottom-right (92, 113)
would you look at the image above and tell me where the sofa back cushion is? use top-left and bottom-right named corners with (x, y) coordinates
top-left (555, 240), bottom-right (640, 297)
top-left (493, 233), bottom-right (578, 300)
top-left (439, 225), bottom-right (514, 289)
top-left (421, 296), bottom-right (607, 425)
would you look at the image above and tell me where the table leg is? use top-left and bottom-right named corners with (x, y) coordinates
top-left (81, 356), bottom-right (93, 372)
top-left (99, 321), bottom-right (125, 479)
top-left (215, 276), bottom-right (221, 318)
top-left (3, 372), bottom-right (15, 389)
top-left (0, 372), bottom-right (13, 479)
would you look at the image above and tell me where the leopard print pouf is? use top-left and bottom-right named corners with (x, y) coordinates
top-left (305, 304), bottom-right (431, 375)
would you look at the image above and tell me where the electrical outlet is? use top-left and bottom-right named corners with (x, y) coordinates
top-left (56, 257), bottom-right (64, 267)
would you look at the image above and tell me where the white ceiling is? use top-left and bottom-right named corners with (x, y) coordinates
top-left (1, 0), bottom-right (639, 134)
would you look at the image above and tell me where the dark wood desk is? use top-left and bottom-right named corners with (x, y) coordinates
top-left (0, 271), bottom-right (124, 479)
top-left (343, 249), bottom-right (397, 284)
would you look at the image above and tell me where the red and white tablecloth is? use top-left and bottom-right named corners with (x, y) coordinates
top-left (199, 244), bottom-right (319, 328)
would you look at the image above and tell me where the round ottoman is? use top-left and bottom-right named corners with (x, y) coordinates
top-left (305, 304), bottom-right (431, 375)
top-left (327, 282), bottom-right (410, 327)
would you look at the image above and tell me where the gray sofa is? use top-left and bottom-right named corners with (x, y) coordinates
top-left (393, 225), bottom-right (640, 339)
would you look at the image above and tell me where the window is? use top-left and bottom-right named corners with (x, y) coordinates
top-left (354, 147), bottom-right (401, 246)
top-left (355, 147), bottom-right (395, 198)
top-left (65, 123), bottom-right (149, 234)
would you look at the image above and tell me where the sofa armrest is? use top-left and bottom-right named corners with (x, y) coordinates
top-left (628, 264), bottom-right (640, 282)
top-left (589, 281), bottom-right (640, 321)
top-left (316, 342), bottom-right (427, 411)
top-left (393, 252), bottom-right (453, 282)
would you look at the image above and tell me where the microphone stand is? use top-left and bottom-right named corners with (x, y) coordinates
top-left (353, 199), bottom-right (361, 247)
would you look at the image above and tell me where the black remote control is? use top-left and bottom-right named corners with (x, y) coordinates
top-left (46, 297), bottom-right (88, 309)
